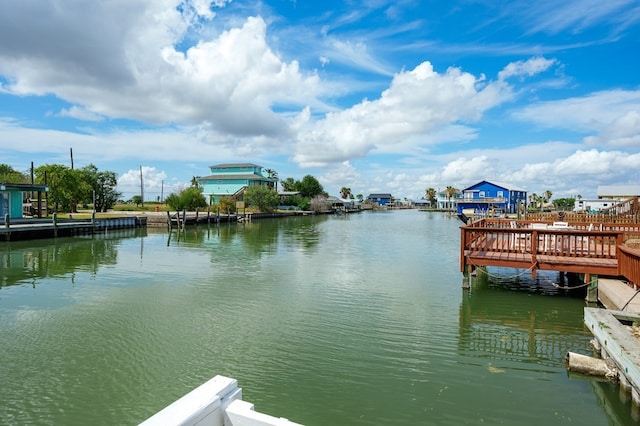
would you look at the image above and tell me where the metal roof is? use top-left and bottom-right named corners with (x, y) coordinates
top-left (597, 185), bottom-right (640, 197)
top-left (0, 183), bottom-right (48, 191)
top-left (209, 163), bottom-right (262, 169)
top-left (463, 180), bottom-right (527, 192)
top-left (199, 174), bottom-right (270, 180)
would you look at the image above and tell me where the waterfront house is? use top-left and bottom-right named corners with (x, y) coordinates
top-left (366, 193), bottom-right (394, 206)
top-left (197, 163), bottom-right (276, 204)
top-left (414, 198), bottom-right (431, 208)
top-left (437, 188), bottom-right (461, 210)
top-left (457, 180), bottom-right (527, 215)
top-left (0, 183), bottom-right (49, 220)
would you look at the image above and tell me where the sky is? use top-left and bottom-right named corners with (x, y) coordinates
top-left (1, 0), bottom-right (639, 202)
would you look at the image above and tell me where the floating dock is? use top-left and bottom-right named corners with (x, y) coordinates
top-left (584, 308), bottom-right (640, 409)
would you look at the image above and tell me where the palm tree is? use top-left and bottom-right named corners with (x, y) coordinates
top-left (264, 168), bottom-right (279, 191)
top-left (191, 176), bottom-right (200, 187)
top-left (529, 193), bottom-right (538, 211)
top-left (445, 186), bottom-right (457, 211)
top-left (340, 187), bottom-right (352, 199)
top-left (426, 187), bottom-right (437, 208)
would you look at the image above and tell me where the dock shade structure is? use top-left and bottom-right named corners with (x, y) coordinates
top-left (0, 183), bottom-right (49, 220)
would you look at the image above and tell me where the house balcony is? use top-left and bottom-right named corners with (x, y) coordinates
top-left (460, 197), bottom-right (507, 204)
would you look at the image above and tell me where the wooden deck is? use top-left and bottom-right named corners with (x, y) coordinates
top-left (461, 219), bottom-right (640, 279)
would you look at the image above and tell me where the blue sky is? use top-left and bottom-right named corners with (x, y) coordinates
top-left (1, 0), bottom-right (639, 201)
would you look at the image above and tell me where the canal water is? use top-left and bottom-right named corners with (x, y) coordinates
top-left (0, 210), bottom-right (636, 425)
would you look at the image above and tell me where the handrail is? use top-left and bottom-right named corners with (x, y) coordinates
top-left (461, 227), bottom-right (621, 258)
top-left (618, 245), bottom-right (640, 288)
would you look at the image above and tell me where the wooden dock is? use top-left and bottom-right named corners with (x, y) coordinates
top-left (584, 307), bottom-right (640, 408)
top-left (1, 216), bottom-right (145, 241)
top-left (460, 219), bottom-right (640, 285)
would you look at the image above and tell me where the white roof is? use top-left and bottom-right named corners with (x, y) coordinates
top-left (597, 185), bottom-right (640, 197)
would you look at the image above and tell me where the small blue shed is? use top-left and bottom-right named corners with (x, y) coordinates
top-left (0, 183), bottom-right (49, 220)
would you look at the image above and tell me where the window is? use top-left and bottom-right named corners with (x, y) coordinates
top-left (497, 191), bottom-right (504, 198)
top-left (479, 191), bottom-right (485, 198)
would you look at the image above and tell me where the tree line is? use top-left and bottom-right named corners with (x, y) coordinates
top-left (1, 163), bottom-right (120, 213)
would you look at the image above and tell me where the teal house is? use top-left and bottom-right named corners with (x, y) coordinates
top-left (0, 183), bottom-right (49, 220)
top-left (197, 163), bottom-right (276, 204)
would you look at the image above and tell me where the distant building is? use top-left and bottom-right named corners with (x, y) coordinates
top-left (597, 185), bottom-right (640, 199)
top-left (573, 199), bottom-right (621, 213)
top-left (414, 198), bottom-right (431, 208)
top-left (366, 193), bottom-right (394, 206)
top-left (437, 189), bottom-right (461, 210)
top-left (457, 180), bottom-right (527, 215)
top-left (197, 163), bottom-right (276, 204)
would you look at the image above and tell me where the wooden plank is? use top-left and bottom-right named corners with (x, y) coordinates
top-left (584, 308), bottom-right (640, 401)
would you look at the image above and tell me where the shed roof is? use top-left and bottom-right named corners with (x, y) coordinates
top-left (0, 183), bottom-right (48, 192)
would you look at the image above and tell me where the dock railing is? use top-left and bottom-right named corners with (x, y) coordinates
top-left (618, 245), bottom-right (640, 288)
top-left (460, 218), bottom-right (640, 278)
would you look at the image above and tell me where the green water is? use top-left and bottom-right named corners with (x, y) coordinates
top-left (0, 210), bottom-right (636, 425)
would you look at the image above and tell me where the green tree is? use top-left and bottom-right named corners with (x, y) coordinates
top-left (281, 177), bottom-right (297, 192)
top-left (444, 186), bottom-right (457, 211)
top-left (340, 187), bottom-right (352, 199)
top-left (80, 164), bottom-right (120, 212)
top-left (553, 198), bottom-right (575, 211)
top-left (356, 194), bottom-right (363, 202)
top-left (244, 185), bottom-right (280, 212)
top-left (298, 175), bottom-right (324, 198)
top-left (34, 164), bottom-right (86, 212)
top-left (426, 187), bottom-right (437, 208)
top-left (264, 168), bottom-right (279, 191)
top-left (165, 187), bottom-right (207, 211)
top-left (0, 164), bottom-right (29, 183)
top-left (216, 196), bottom-right (236, 213)
top-left (130, 195), bottom-right (143, 206)
top-left (528, 193), bottom-right (538, 211)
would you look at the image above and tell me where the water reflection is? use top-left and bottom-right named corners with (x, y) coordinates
top-left (0, 229), bottom-right (144, 288)
top-left (459, 269), bottom-right (593, 368)
top-left (165, 216), bottom-right (324, 255)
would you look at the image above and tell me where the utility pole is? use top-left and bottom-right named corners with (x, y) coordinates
top-left (140, 166), bottom-right (144, 208)
top-left (161, 180), bottom-right (164, 203)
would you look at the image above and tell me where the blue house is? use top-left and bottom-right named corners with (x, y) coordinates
top-left (366, 193), bottom-right (394, 206)
top-left (457, 180), bottom-right (527, 215)
top-left (0, 183), bottom-right (49, 220)
top-left (197, 163), bottom-right (276, 204)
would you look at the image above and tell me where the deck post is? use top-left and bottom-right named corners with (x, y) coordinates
top-left (52, 212), bottom-right (58, 237)
top-left (4, 214), bottom-right (9, 229)
top-left (462, 263), bottom-right (471, 289)
top-left (586, 273), bottom-right (598, 303)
